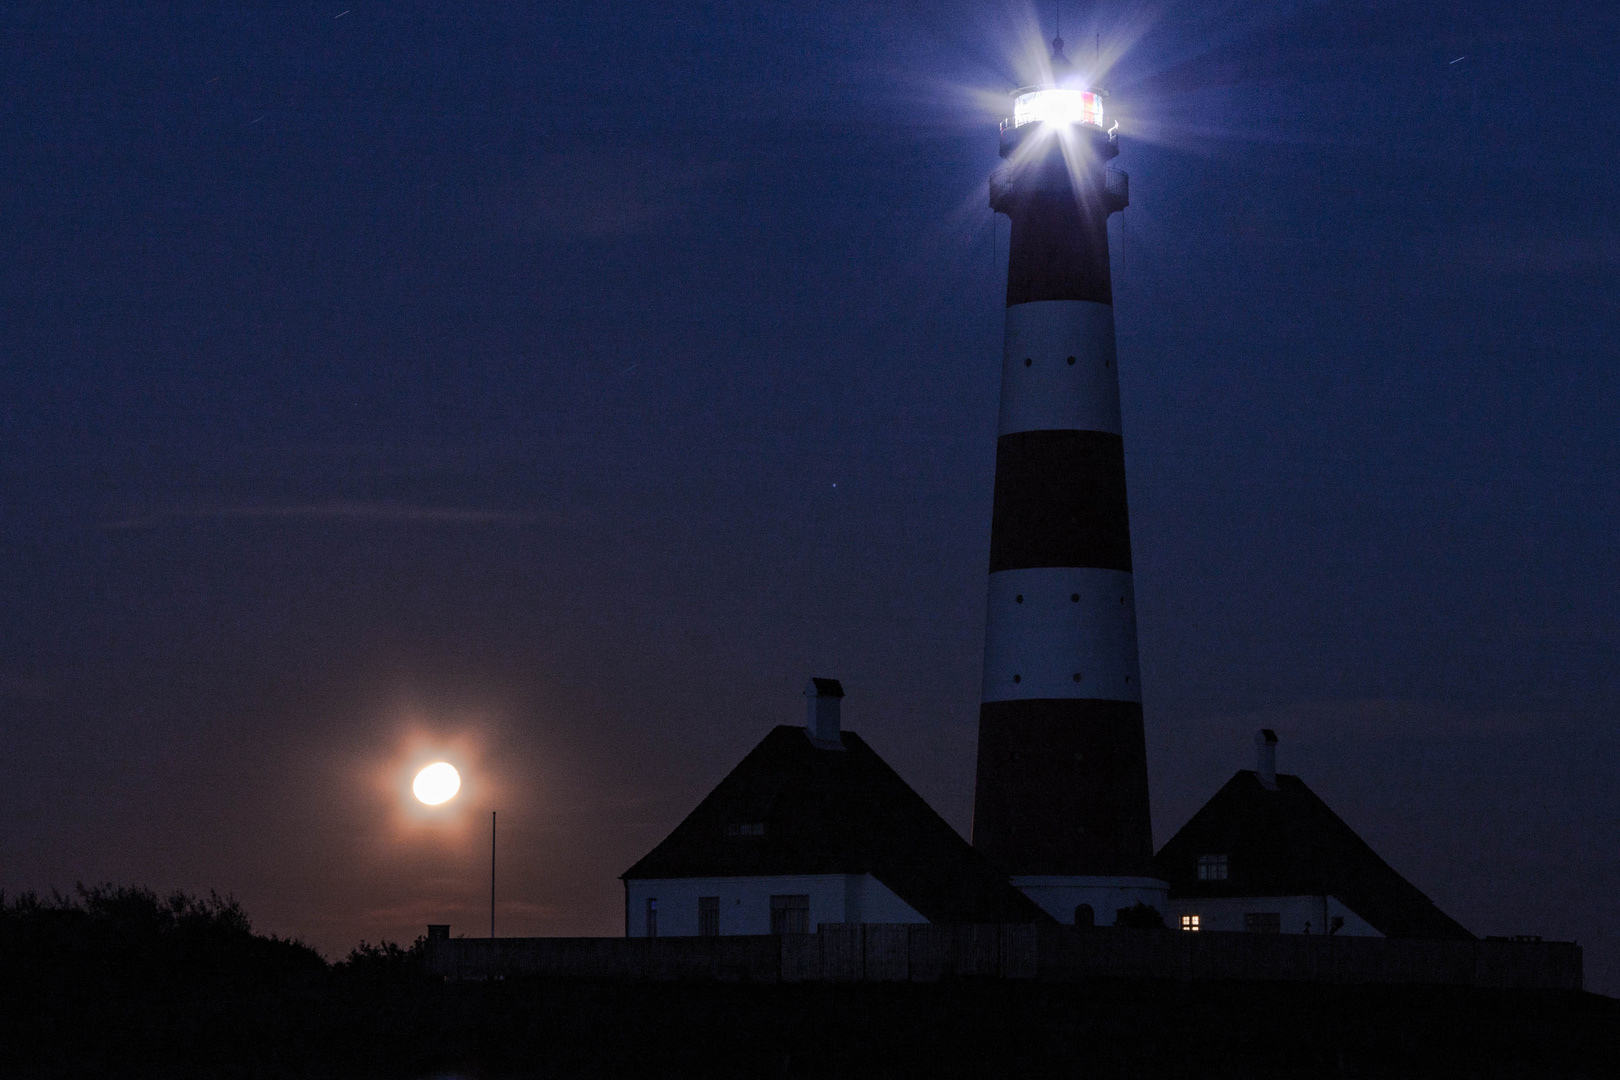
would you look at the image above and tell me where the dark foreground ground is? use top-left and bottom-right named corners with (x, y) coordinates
top-left (4, 888), bottom-right (1617, 1078)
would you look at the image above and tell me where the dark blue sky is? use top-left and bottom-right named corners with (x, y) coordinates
top-left (3, 2), bottom-right (1617, 991)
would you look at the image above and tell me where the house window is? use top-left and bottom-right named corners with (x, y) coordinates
top-left (698, 896), bottom-right (720, 937)
top-left (1196, 853), bottom-right (1229, 881)
top-left (725, 822), bottom-right (766, 837)
top-left (1244, 912), bottom-right (1281, 934)
top-left (645, 897), bottom-right (657, 938)
top-left (1180, 914), bottom-right (1200, 932)
top-left (770, 894), bottom-right (810, 935)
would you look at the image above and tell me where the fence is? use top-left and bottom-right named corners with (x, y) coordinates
top-left (425, 924), bottom-right (1581, 990)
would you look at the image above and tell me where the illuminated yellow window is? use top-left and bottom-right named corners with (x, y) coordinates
top-left (1181, 914), bottom-right (1200, 932)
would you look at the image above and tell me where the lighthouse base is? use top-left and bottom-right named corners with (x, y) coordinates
top-left (1011, 875), bottom-right (1169, 927)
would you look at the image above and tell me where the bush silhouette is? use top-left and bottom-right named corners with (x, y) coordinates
top-left (336, 935), bottom-right (430, 980)
top-left (1112, 901), bottom-right (1167, 929)
top-left (0, 884), bottom-right (329, 1075)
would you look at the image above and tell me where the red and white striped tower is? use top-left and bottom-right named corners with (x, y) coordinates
top-left (971, 39), bottom-right (1168, 925)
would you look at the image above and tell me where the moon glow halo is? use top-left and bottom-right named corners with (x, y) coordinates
top-left (412, 762), bottom-right (461, 805)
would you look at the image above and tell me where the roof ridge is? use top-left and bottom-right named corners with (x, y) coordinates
top-left (623, 724), bottom-right (1047, 924)
top-left (1154, 768), bottom-right (1473, 940)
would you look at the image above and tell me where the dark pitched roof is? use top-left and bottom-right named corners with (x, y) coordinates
top-left (1154, 771), bottom-right (1473, 940)
top-left (623, 725), bottom-right (1049, 925)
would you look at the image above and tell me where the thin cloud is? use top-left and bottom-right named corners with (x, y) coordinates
top-left (105, 501), bottom-right (538, 530)
top-left (0, 676), bottom-right (56, 702)
top-left (480, 151), bottom-right (722, 241)
top-left (1172, 698), bottom-right (1573, 741)
top-left (1455, 230), bottom-right (1620, 274)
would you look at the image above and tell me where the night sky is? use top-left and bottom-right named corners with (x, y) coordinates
top-left (4, 2), bottom-right (1618, 994)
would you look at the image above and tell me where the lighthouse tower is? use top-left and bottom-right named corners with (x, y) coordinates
top-left (972, 39), bottom-right (1168, 925)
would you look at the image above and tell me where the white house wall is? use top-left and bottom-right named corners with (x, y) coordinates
top-left (850, 875), bottom-right (930, 924)
top-left (1168, 895), bottom-right (1381, 937)
top-left (1012, 875), bottom-right (1168, 925)
top-left (625, 874), bottom-right (926, 937)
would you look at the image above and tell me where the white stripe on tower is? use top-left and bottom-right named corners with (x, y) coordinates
top-left (982, 299), bottom-right (1141, 704)
top-left (981, 565), bottom-right (1139, 703)
top-left (997, 300), bottom-right (1121, 438)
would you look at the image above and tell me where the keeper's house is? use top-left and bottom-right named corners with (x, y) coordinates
top-left (622, 679), bottom-right (1046, 937)
top-left (1157, 730), bottom-right (1474, 940)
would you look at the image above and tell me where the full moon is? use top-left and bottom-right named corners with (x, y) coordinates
top-left (412, 762), bottom-right (461, 805)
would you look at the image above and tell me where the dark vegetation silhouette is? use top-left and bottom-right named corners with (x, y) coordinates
top-left (0, 885), bottom-right (431, 1078)
top-left (2, 885), bottom-right (1616, 1078)
top-left (1112, 901), bottom-right (1167, 929)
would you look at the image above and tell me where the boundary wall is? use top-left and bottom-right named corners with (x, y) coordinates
top-left (425, 925), bottom-right (1580, 990)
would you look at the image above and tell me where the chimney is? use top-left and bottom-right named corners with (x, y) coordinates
top-left (1255, 728), bottom-right (1278, 790)
top-left (805, 677), bottom-right (845, 749)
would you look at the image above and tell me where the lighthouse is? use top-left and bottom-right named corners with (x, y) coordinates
top-left (972, 39), bottom-right (1168, 925)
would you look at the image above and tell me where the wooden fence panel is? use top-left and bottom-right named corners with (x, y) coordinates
top-left (864, 925), bottom-right (911, 982)
top-left (424, 928), bottom-right (1582, 991)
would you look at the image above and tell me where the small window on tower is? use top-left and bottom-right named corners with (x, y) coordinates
top-left (698, 896), bottom-right (720, 937)
top-left (1196, 853), bottom-right (1229, 881)
top-left (1181, 914), bottom-right (1200, 932)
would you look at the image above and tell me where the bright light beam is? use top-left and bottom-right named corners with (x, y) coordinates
top-left (1012, 87), bottom-right (1105, 129)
